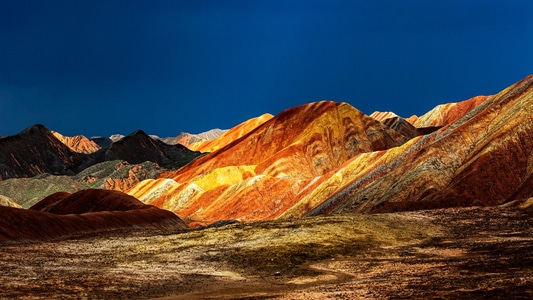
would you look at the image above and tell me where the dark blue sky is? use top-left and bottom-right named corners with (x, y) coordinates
top-left (1, 0), bottom-right (532, 137)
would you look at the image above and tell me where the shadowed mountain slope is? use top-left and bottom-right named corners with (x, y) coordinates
top-left (0, 160), bottom-right (163, 209)
top-left (186, 113), bottom-right (274, 153)
top-left (0, 125), bottom-right (86, 180)
top-left (0, 126), bottom-right (202, 182)
top-left (0, 189), bottom-right (187, 244)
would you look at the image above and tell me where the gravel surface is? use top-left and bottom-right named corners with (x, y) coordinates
top-left (1, 206), bottom-right (531, 299)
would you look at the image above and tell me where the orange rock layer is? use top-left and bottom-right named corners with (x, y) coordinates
top-left (52, 131), bottom-right (101, 154)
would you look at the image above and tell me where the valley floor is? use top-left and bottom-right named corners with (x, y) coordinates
top-left (0, 206), bottom-right (532, 299)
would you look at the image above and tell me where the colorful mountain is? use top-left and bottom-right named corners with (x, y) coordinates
top-left (408, 95), bottom-right (489, 128)
top-left (52, 131), bottom-right (101, 154)
top-left (0, 126), bottom-right (202, 181)
top-left (0, 124), bottom-right (86, 180)
top-left (128, 101), bottom-right (409, 223)
top-left (127, 75), bottom-right (533, 225)
top-left (1, 75), bottom-right (532, 230)
top-left (295, 76), bottom-right (533, 216)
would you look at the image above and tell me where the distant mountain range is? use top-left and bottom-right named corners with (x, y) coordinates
top-left (1, 74), bottom-right (533, 239)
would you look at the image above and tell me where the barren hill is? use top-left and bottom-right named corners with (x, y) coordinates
top-left (0, 189), bottom-right (187, 243)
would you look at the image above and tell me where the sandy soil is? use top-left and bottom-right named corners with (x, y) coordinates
top-left (0, 206), bottom-right (532, 299)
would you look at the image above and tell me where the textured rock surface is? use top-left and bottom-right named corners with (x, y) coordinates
top-left (0, 189), bottom-right (187, 243)
top-left (186, 113), bottom-right (274, 152)
top-left (129, 101), bottom-right (409, 223)
top-left (52, 131), bottom-right (101, 154)
top-left (169, 128), bottom-right (227, 146)
top-left (0, 124), bottom-right (86, 180)
top-left (128, 76), bottom-right (533, 224)
top-left (409, 95), bottom-right (489, 128)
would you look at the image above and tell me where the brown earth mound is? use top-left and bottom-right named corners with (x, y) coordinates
top-left (0, 189), bottom-right (187, 243)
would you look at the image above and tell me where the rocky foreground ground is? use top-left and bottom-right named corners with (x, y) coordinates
top-left (0, 206), bottom-right (532, 299)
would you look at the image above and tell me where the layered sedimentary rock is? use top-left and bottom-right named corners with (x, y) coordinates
top-left (0, 160), bottom-right (164, 208)
top-left (0, 124), bottom-right (86, 180)
top-left (52, 131), bottom-right (101, 154)
top-left (369, 111), bottom-right (399, 122)
top-left (129, 101), bottom-right (409, 222)
top-left (0, 189), bottom-right (188, 243)
top-left (409, 95), bottom-right (489, 128)
top-left (288, 75), bottom-right (533, 216)
top-left (186, 113), bottom-right (274, 153)
top-left (128, 76), bottom-right (533, 224)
